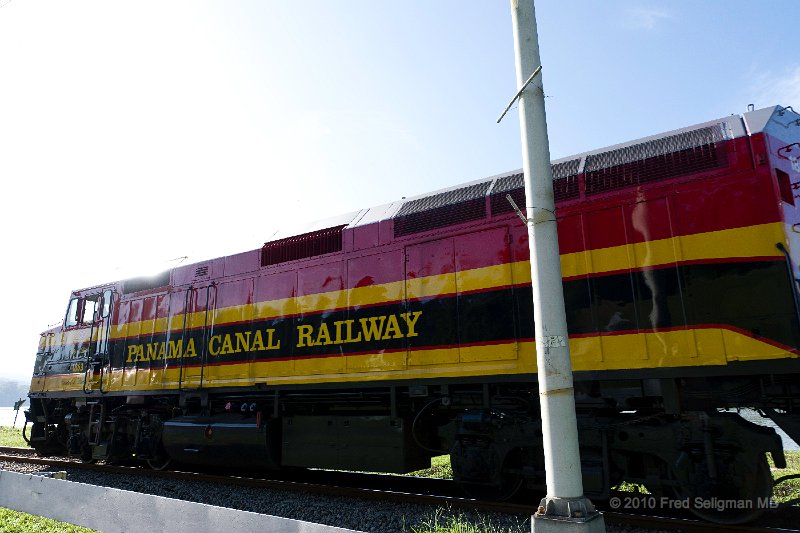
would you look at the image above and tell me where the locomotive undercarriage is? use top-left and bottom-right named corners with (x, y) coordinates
top-left (24, 373), bottom-right (799, 524)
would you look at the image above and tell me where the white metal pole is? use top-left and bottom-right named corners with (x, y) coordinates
top-left (509, 0), bottom-right (583, 499)
top-left (508, 2), bottom-right (604, 529)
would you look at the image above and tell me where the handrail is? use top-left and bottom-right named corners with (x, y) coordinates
top-left (82, 304), bottom-right (98, 395)
top-left (199, 283), bottom-right (217, 390)
top-left (97, 291), bottom-right (115, 394)
top-left (178, 287), bottom-right (192, 391)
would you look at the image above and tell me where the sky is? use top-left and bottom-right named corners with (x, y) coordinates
top-left (1, 1), bottom-right (798, 383)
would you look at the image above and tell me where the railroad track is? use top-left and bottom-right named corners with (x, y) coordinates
top-left (0, 447), bottom-right (796, 533)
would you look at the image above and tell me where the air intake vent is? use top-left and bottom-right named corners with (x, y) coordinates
top-left (490, 159), bottom-right (581, 215)
top-left (584, 124), bottom-right (730, 195)
top-left (194, 266), bottom-right (209, 278)
top-left (261, 225), bottom-right (346, 267)
top-left (393, 182), bottom-right (490, 237)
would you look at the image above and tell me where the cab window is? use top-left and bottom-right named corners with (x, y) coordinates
top-left (65, 298), bottom-right (80, 327)
top-left (82, 297), bottom-right (98, 323)
top-left (65, 294), bottom-right (103, 327)
top-left (101, 289), bottom-right (113, 318)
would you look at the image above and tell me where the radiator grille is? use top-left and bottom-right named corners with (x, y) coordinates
top-left (584, 124), bottom-right (729, 195)
top-left (490, 159), bottom-right (581, 215)
top-left (261, 225), bottom-right (345, 267)
top-left (393, 182), bottom-right (490, 237)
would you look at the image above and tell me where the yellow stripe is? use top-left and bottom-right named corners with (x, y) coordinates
top-left (45, 223), bottom-right (786, 348)
top-left (36, 328), bottom-right (796, 393)
top-left (561, 222), bottom-right (784, 278)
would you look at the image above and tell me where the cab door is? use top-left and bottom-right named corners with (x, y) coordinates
top-left (178, 284), bottom-right (217, 389)
top-left (81, 288), bottom-right (115, 393)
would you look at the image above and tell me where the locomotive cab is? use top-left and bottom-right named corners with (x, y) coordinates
top-left (29, 288), bottom-right (115, 410)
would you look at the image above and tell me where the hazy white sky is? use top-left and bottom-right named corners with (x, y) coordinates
top-left (1, 1), bottom-right (798, 382)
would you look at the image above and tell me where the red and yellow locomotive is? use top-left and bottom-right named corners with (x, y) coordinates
top-left (27, 105), bottom-right (800, 523)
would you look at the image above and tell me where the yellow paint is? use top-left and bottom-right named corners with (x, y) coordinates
top-left (560, 223), bottom-right (784, 278)
top-left (40, 222), bottom-right (786, 352)
top-left (406, 271), bottom-right (456, 300)
top-left (34, 327), bottom-right (796, 394)
top-left (345, 351), bottom-right (405, 373)
top-left (456, 264), bottom-right (511, 293)
top-left (31, 221), bottom-right (795, 397)
top-left (408, 346), bottom-right (459, 366)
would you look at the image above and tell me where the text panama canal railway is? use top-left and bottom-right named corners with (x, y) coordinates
top-left (122, 311), bottom-right (423, 363)
top-left (24, 105), bottom-right (800, 524)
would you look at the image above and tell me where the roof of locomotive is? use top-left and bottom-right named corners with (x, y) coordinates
top-left (345, 105), bottom-right (798, 230)
top-left (106, 104), bottom-right (796, 297)
top-left (349, 109), bottom-right (750, 230)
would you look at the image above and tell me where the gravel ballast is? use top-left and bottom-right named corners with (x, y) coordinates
top-left (0, 459), bottom-right (669, 533)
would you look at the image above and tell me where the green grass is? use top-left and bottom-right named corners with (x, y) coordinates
top-left (405, 507), bottom-right (525, 533)
top-left (771, 449), bottom-right (800, 505)
top-left (403, 458), bottom-right (528, 532)
top-left (407, 455), bottom-right (453, 479)
top-left (0, 508), bottom-right (97, 533)
top-left (612, 450), bottom-right (800, 502)
top-left (0, 426), bottom-right (26, 448)
top-left (612, 480), bottom-right (650, 493)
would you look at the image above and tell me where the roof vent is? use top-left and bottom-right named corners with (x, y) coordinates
top-left (584, 124), bottom-right (730, 195)
top-left (491, 159), bottom-right (581, 215)
top-left (393, 182), bottom-right (490, 237)
top-left (261, 225), bottom-right (346, 267)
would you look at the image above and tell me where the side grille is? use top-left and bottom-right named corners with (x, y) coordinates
top-left (261, 225), bottom-right (346, 267)
top-left (584, 124), bottom-right (729, 195)
top-left (490, 159), bottom-right (581, 215)
top-left (393, 182), bottom-right (490, 237)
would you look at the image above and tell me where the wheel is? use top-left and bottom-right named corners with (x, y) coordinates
top-left (146, 455), bottom-right (172, 471)
top-left (456, 449), bottom-right (524, 501)
top-left (671, 451), bottom-right (772, 524)
top-left (79, 445), bottom-right (96, 464)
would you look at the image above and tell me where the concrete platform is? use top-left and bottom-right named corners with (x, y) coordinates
top-left (0, 469), bottom-right (363, 533)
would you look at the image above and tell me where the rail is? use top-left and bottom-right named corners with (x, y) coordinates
top-left (0, 450), bottom-right (796, 533)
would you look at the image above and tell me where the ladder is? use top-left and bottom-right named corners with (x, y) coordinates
top-left (87, 401), bottom-right (105, 446)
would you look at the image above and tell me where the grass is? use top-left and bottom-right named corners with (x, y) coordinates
top-left (771, 449), bottom-right (800, 505)
top-left (0, 426), bottom-right (26, 448)
top-left (407, 455), bottom-right (453, 479)
top-left (612, 480), bottom-right (650, 493)
top-left (404, 458), bottom-right (528, 532)
top-left (0, 508), bottom-right (97, 533)
top-left (405, 507), bottom-right (525, 533)
top-left (611, 450), bottom-right (800, 504)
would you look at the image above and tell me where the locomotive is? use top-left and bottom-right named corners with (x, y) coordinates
top-left (26, 105), bottom-right (800, 523)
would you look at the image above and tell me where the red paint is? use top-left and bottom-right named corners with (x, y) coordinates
top-left (346, 250), bottom-right (404, 289)
top-left (102, 131), bottom-right (790, 328)
top-left (255, 270), bottom-right (296, 302)
top-left (405, 237), bottom-right (454, 279)
top-left (455, 227), bottom-right (510, 272)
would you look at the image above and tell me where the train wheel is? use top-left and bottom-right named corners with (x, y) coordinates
top-left (672, 451), bottom-right (772, 524)
top-left (146, 454), bottom-right (172, 471)
top-left (79, 445), bottom-right (96, 464)
top-left (459, 450), bottom-right (524, 501)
